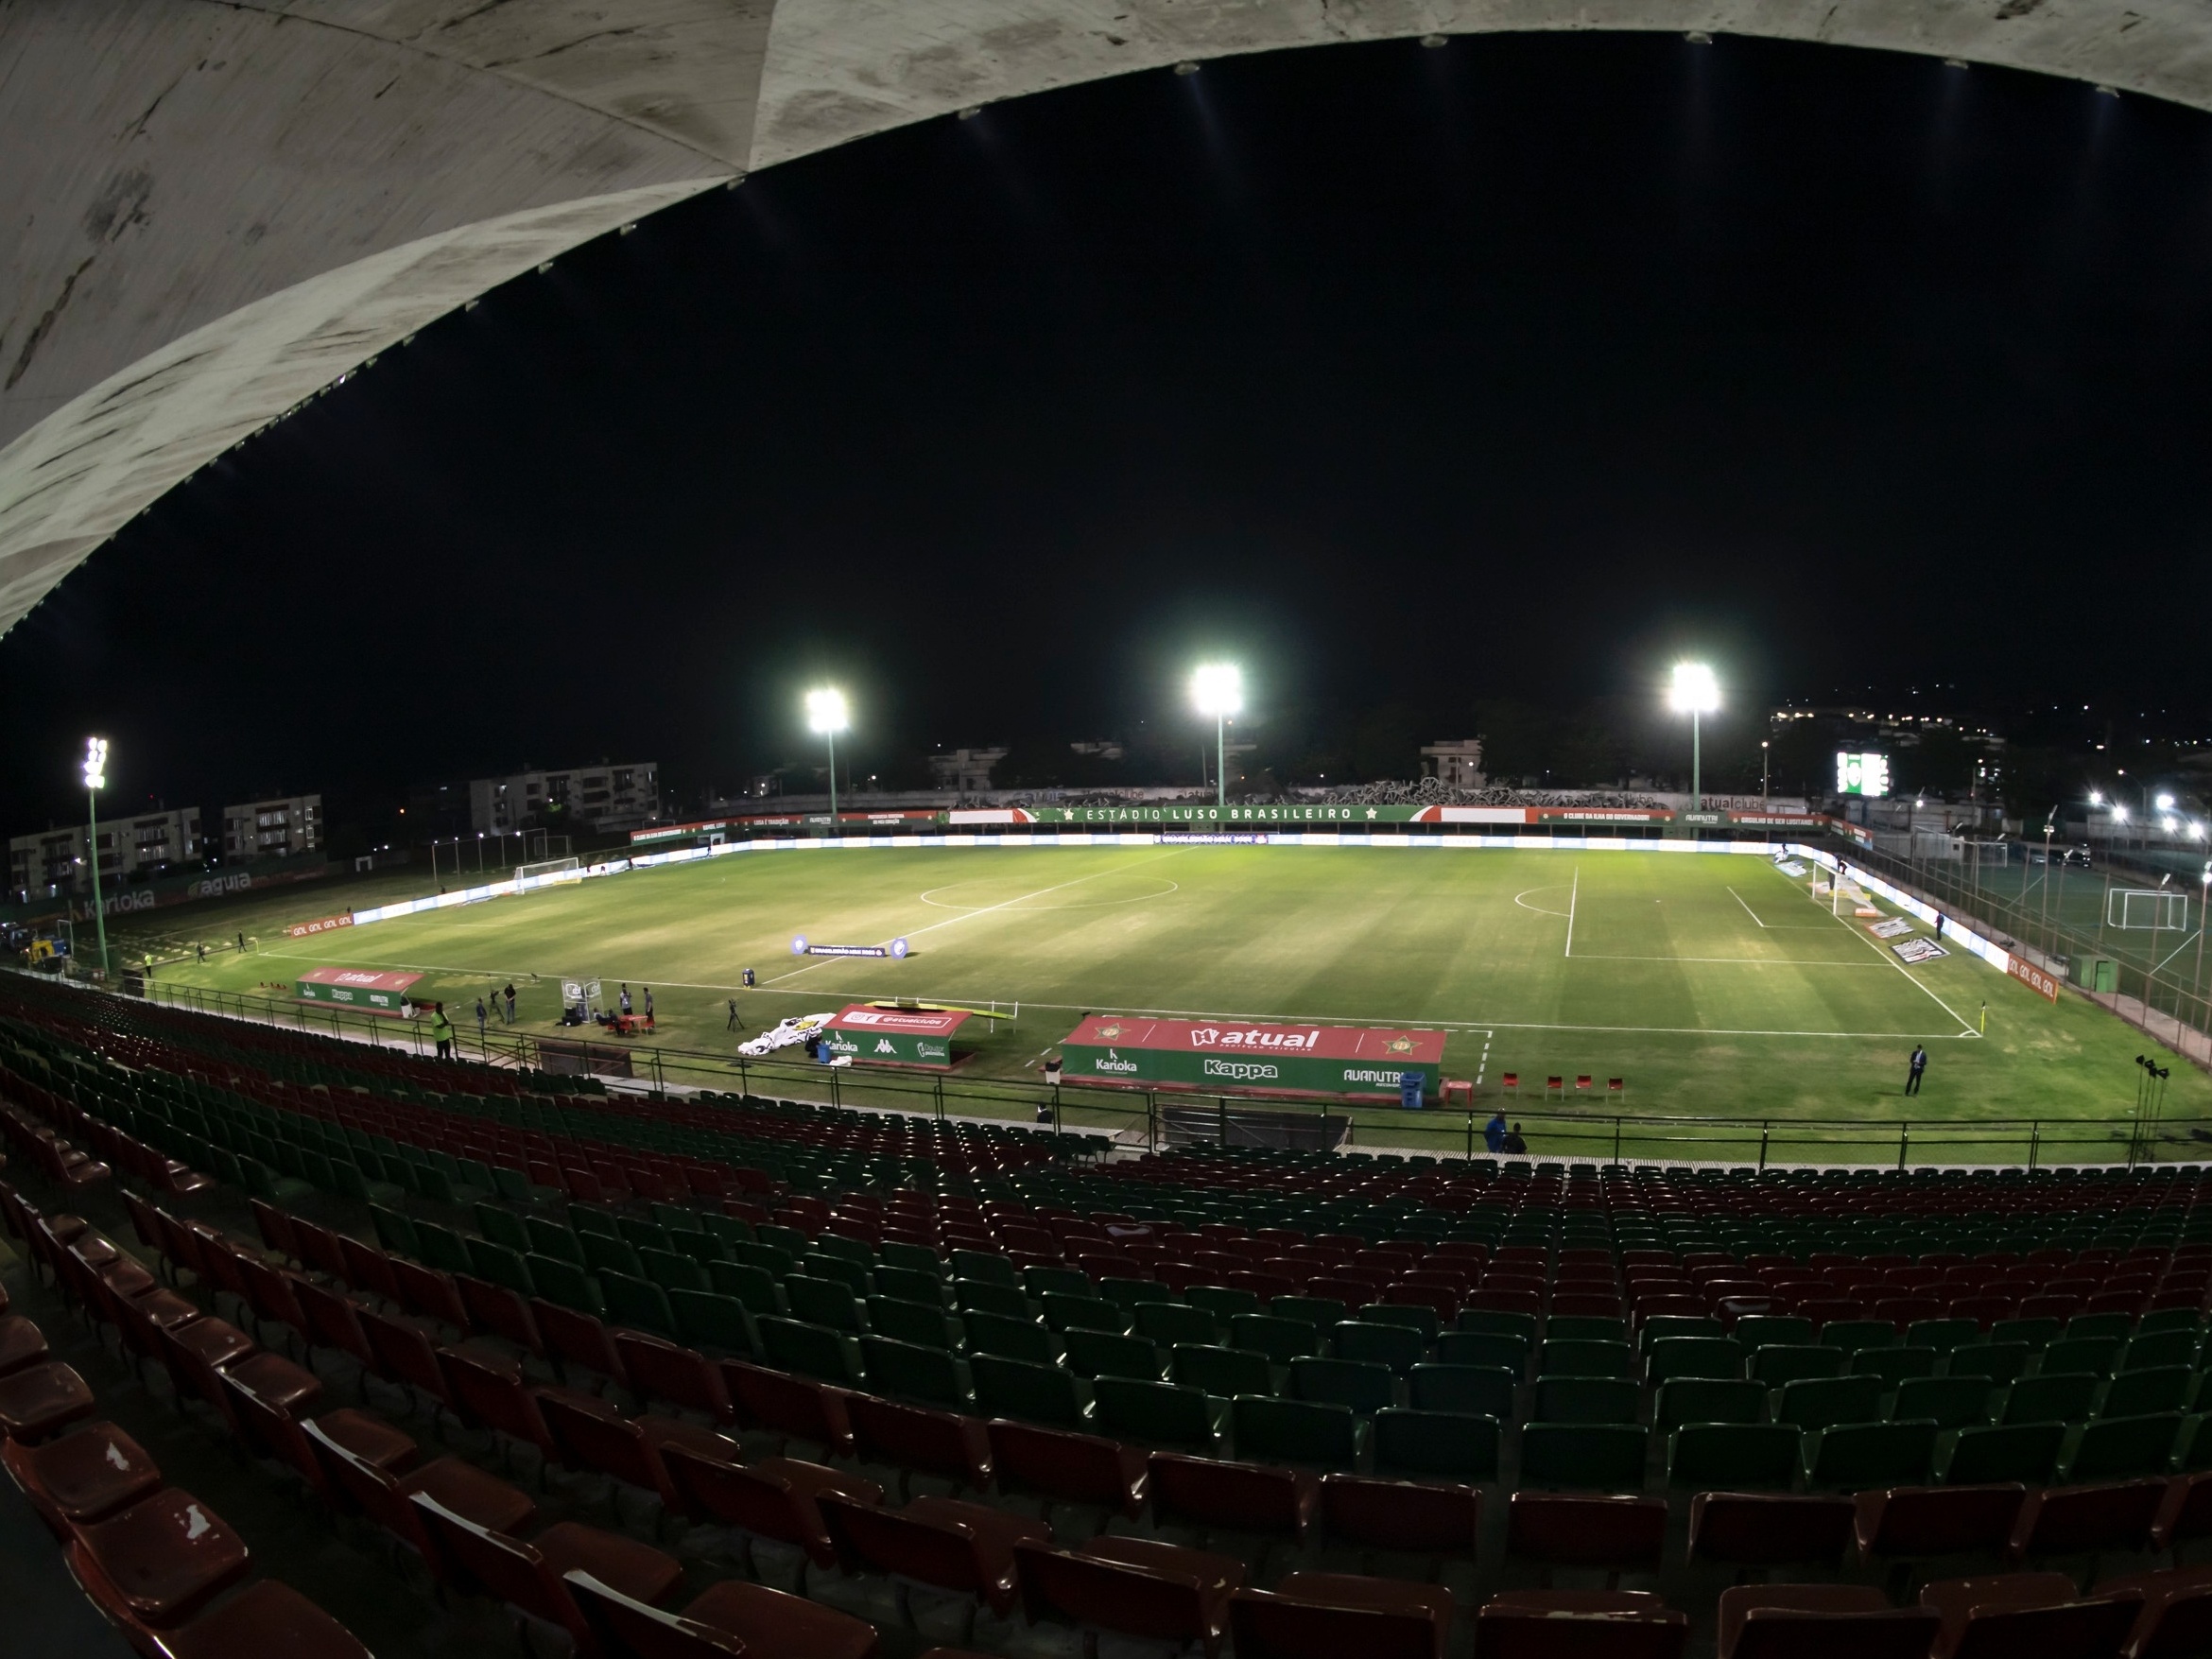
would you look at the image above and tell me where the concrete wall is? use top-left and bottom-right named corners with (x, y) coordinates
top-left (6, 0), bottom-right (2209, 640)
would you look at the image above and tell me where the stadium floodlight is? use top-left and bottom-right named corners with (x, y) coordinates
top-left (1668, 663), bottom-right (1719, 811)
top-left (81, 737), bottom-right (111, 978)
top-left (1191, 664), bottom-right (1242, 809)
top-left (2114, 805), bottom-right (2130, 822)
top-left (2159, 792), bottom-right (2177, 811)
top-left (805, 687), bottom-right (850, 823)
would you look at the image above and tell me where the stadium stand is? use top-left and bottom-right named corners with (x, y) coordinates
top-left (10, 972), bottom-right (2212, 1657)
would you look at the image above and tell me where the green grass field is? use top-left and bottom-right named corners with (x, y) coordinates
top-left (116, 842), bottom-right (2209, 1163)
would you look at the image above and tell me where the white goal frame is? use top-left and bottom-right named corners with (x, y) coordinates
top-left (2107, 887), bottom-right (2188, 930)
top-left (515, 855), bottom-right (581, 893)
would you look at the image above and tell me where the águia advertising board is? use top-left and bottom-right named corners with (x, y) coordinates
top-left (295, 966), bottom-right (423, 1014)
top-left (822, 1004), bottom-right (972, 1068)
top-left (1060, 1014), bottom-right (1443, 1097)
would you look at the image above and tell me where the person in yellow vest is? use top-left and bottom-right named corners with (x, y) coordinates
top-left (429, 1003), bottom-right (455, 1061)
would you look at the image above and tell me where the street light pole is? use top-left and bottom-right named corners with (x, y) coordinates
top-left (805, 688), bottom-right (849, 828)
top-left (1191, 665), bottom-right (1243, 813)
top-left (82, 737), bottom-right (110, 978)
top-left (1668, 664), bottom-right (1719, 815)
top-left (1761, 739), bottom-right (1770, 805)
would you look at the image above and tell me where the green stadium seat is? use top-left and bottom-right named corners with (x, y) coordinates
top-left (1638, 1316), bottom-right (1725, 1353)
top-left (1668, 1423), bottom-right (1800, 1490)
top-left (1519, 1423), bottom-right (1649, 1491)
top-left (1751, 1345), bottom-right (1845, 1387)
top-left (1803, 1420), bottom-right (1938, 1490)
top-left (2136, 1309), bottom-right (2203, 1339)
top-left (1456, 1308), bottom-right (1537, 1347)
top-left (1542, 1339), bottom-right (1633, 1378)
top-left (707, 1260), bottom-right (783, 1315)
top-left (1359, 1304), bottom-right (1442, 1341)
top-left (1534, 1376), bottom-right (1640, 1425)
top-left (1288, 1357), bottom-right (1394, 1416)
top-left (1099, 1278), bottom-right (1175, 1316)
top-left (950, 1250), bottom-right (1020, 1287)
top-left (1820, 1320), bottom-right (1897, 1354)
top-left (1187, 1286), bottom-right (1261, 1322)
top-left (1172, 1344), bottom-right (1273, 1399)
top-left (873, 1266), bottom-right (946, 1307)
top-left (473, 1203), bottom-right (531, 1253)
top-left (1091, 1377), bottom-right (1225, 1448)
top-left (878, 1240), bottom-right (944, 1276)
top-left (1232, 1395), bottom-right (1365, 1469)
top-left (580, 1232), bottom-right (644, 1279)
top-left (965, 1311), bottom-right (1060, 1366)
top-left (1654, 1378), bottom-right (1766, 1429)
top-left (2123, 1331), bottom-right (2201, 1372)
top-left (2065, 1411), bottom-right (2186, 1481)
top-left (1408, 1363), bottom-right (1514, 1420)
top-left (800, 1253), bottom-right (870, 1297)
top-left (1851, 1347), bottom-right (1938, 1388)
top-left (972, 1354), bottom-right (1090, 1427)
top-left (1373, 1408), bottom-right (1500, 1482)
top-left (2041, 1336), bottom-right (2123, 1377)
top-left (732, 1242), bottom-right (797, 1278)
top-left (638, 1246), bottom-right (710, 1295)
top-left (757, 1225), bottom-right (812, 1257)
top-left (669, 1289), bottom-right (753, 1357)
top-left (1063, 1328), bottom-right (1166, 1382)
top-left (1136, 1303), bottom-right (1220, 1348)
top-left (1272, 1296), bottom-right (1347, 1331)
top-left (786, 1275), bottom-right (865, 1333)
top-left (1333, 1322), bottom-right (1425, 1375)
top-left (1733, 1316), bottom-right (1816, 1353)
top-left (1943, 1421), bottom-right (2064, 1486)
top-left (1777, 1375), bottom-right (1885, 1431)
top-left (1947, 1342), bottom-right (2031, 1385)
top-left (1991, 1317), bottom-right (2061, 1353)
top-left (813, 1233), bottom-right (873, 1267)
top-left (1547, 1317), bottom-right (1629, 1345)
top-left (411, 1219), bottom-right (473, 1276)
top-left (1892, 1376), bottom-right (1994, 1430)
top-left (1647, 1338), bottom-right (1743, 1385)
top-left (526, 1218), bottom-right (584, 1264)
top-left (2065, 1313), bottom-right (2135, 1344)
top-left (463, 1237), bottom-right (536, 1299)
top-left (2102, 1366), bottom-right (2192, 1419)
top-left (1043, 1292), bottom-right (1127, 1336)
top-left (526, 1253), bottom-right (602, 1316)
top-left (599, 1271), bottom-right (678, 1338)
top-left (331, 1159), bottom-right (404, 1208)
top-left (1437, 1330), bottom-right (1529, 1377)
top-left (368, 1204), bottom-right (420, 1260)
top-left (955, 1280), bottom-right (1032, 1321)
top-left (2003, 1373), bottom-right (2099, 1426)
top-left (1906, 1318), bottom-right (1980, 1353)
top-left (860, 1336), bottom-right (970, 1408)
top-left (868, 1296), bottom-right (959, 1352)
top-left (759, 1316), bottom-right (866, 1387)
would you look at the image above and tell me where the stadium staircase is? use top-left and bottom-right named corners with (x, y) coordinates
top-left (4, 973), bottom-right (2212, 1657)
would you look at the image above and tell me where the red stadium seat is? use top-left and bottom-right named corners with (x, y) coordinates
top-left (1230, 1572), bottom-right (1453, 1659)
top-left (567, 1567), bottom-right (880, 1659)
top-left (1148, 1451), bottom-right (1319, 1541)
top-left (1717, 1584), bottom-right (1938, 1659)
top-left (1013, 1535), bottom-right (1243, 1658)
top-left (986, 1419), bottom-right (1147, 1518)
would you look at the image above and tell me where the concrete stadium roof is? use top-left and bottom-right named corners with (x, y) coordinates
top-left (6, 0), bottom-right (2207, 638)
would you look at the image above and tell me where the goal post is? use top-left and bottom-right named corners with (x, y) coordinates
top-left (514, 855), bottom-right (581, 893)
top-left (2107, 887), bottom-right (2188, 930)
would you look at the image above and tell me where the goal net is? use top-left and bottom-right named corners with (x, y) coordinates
top-left (514, 855), bottom-right (581, 893)
top-left (2107, 887), bottom-right (2188, 930)
top-left (1966, 840), bottom-right (2012, 869)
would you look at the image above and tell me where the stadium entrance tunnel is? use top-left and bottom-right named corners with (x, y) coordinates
top-left (7, 0), bottom-right (2211, 632)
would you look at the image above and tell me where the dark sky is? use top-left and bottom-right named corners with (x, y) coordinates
top-left (7, 29), bottom-right (2212, 829)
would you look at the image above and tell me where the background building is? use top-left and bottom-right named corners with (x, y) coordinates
top-left (222, 794), bottom-right (321, 860)
top-left (469, 764), bottom-right (660, 836)
top-left (1420, 739), bottom-right (1488, 790)
top-left (9, 808), bottom-right (201, 900)
top-left (927, 748), bottom-right (1009, 793)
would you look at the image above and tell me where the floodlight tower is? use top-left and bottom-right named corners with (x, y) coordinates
top-left (1668, 664), bottom-right (1720, 812)
top-left (1191, 665), bottom-right (1242, 810)
top-left (82, 737), bottom-right (111, 977)
top-left (806, 688), bottom-right (849, 824)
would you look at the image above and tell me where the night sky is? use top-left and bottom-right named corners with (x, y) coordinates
top-left (6, 30), bottom-right (2212, 831)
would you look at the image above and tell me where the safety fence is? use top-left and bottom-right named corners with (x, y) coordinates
top-left (127, 976), bottom-right (2208, 1171)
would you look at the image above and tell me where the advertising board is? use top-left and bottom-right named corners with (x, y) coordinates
top-left (1060, 1014), bottom-right (1443, 1097)
top-left (821, 1004), bottom-right (972, 1068)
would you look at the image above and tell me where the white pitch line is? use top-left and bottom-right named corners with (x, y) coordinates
top-left (1569, 954), bottom-right (1885, 967)
top-left (1816, 866), bottom-right (1981, 1037)
top-left (1564, 866), bottom-right (1580, 958)
top-left (765, 850), bottom-right (1185, 985)
top-left (1727, 886), bottom-right (1767, 928)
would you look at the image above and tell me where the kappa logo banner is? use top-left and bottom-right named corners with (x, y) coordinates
top-left (1867, 917), bottom-right (1917, 940)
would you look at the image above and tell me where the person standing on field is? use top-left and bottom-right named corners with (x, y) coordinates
top-left (430, 1004), bottom-right (455, 1061)
top-left (1906, 1045), bottom-right (1927, 1096)
top-left (619, 984), bottom-right (633, 1017)
top-left (504, 983), bottom-right (517, 1024)
top-left (643, 987), bottom-right (654, 1021)
top-left (475, 997), bottom-right (489, 1039)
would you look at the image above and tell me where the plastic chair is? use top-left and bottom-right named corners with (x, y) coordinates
top-left (1717, 1584), bottom-right (1938, 1659)
top-left (1229, 1573), bottom-right (1454, 1659)
top-left (1688, 1494), bottom-right (1855, 1568)
top-left (1012, 1536), bottom-right (1243, 1659)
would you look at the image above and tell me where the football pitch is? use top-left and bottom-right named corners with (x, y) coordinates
top-left (132, 842), bottom-right (2210, 1162)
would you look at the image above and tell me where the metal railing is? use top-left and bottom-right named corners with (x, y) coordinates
top-left (121, 976), bottom-right (2208, 1169)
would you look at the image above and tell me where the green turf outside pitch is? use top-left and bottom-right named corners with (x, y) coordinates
top-left (130, 842), bottom-right (2208, 1163)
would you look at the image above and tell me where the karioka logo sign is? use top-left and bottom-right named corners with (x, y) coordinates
top-left (1094, 1048), bottom-right (1138, 1074)
top-left (1187, 1026), bottom-right (1320, 1050)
